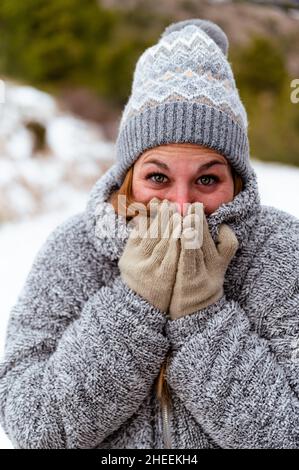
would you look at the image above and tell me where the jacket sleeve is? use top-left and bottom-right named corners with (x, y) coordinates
top-left (0, 214), bottom-right (169, 449)
top-left (165, 246), bottom-right (299, 448)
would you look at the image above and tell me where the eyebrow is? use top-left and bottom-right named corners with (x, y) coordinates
top-left (143, 158), bottom-right (227, 171)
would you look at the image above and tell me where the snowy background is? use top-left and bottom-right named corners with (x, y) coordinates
top-left (0, 84), bottom-right (298, 449)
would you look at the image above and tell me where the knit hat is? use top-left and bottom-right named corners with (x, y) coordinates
top-left (114, 18), bottom-right (253, 186)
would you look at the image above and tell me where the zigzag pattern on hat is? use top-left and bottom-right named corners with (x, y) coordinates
top-left (119, 25), bottom-right (247, 131)
top-left (115, 19), bottom-right (253, 184)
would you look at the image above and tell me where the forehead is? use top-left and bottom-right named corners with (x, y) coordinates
top-left (140, 143), bottom-right (227, 163)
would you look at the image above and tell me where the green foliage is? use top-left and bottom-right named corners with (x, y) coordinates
top-left (232, 35), bottom-right (288, 94)
top-left (0, 0), bottom-right (170, 104)
top-left (230, 35), bottom-right (299, 167)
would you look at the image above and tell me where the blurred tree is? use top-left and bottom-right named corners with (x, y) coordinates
top-left (232, 35), bottom-right (288, 95)
top-left (231, 36), bottom-right (299, 166)
top-left (0, 0), bottom-right (170, 105)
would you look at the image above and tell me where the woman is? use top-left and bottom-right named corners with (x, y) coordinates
top-left (0, 18), bottom-right (298, 449)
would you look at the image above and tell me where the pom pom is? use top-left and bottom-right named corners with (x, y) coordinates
top-left (160, 18), bottom-right (229, 57)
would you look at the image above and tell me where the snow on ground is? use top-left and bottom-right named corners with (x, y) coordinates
top-left (253, 160), bottom-right (299, 217)
top-left (0, 160), bottom-right (298, 448)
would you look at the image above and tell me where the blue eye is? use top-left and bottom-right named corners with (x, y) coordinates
top-left (197, 175), bottom-right (219, 185)
top-left (146, 172), bottom-right (167, 184)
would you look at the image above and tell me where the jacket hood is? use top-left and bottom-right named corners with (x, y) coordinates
top-left (85, 162), bottom-right (262, 262)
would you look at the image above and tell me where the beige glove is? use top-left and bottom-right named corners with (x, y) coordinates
top-left (168, 202), bottom-right (239, 320)
top-left (118, 198), bottom-right (182, 313)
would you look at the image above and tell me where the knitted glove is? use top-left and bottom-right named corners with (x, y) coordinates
top-left (168, 202), bottom-right (239, 320)
top-left (118, 198), bottom-right (182, 313)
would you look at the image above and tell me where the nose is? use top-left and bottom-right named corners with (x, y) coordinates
top-left (167, 187), bottom-right (196, 216)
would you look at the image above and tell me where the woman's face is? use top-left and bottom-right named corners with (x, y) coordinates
top-left (132, 143), bottom-right (235, 216)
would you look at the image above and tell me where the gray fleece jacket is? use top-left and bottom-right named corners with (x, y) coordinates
top-left (0, 162), bottom-right (299, 449)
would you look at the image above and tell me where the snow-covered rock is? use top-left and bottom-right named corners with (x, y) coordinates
top-left (5, 126), bottom-right (34, 161)
top-left (5, 85), bottom-right (57, 124)
top-left (47, 115), bottom-right (115, 162)
top-left (0, 82), bottom-right (116, 223)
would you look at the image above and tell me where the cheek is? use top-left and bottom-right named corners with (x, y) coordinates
top-left (132, 177), bottom-right (159, 203)
top-left (200, 183), bottom-right (234, 215)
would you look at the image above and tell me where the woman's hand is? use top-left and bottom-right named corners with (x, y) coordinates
top-left (168, 202), bottom-right (239, 320)
top-left (118, 198), bottom-right (182, 313)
